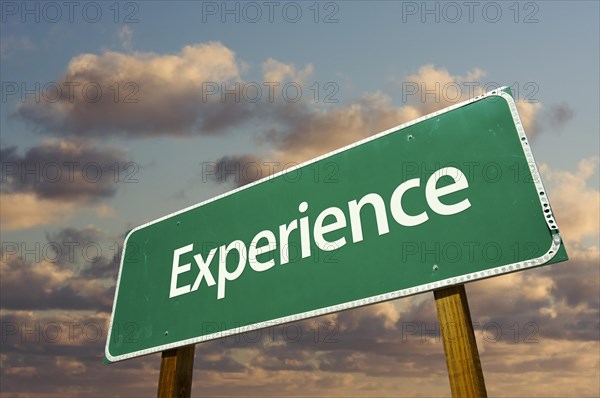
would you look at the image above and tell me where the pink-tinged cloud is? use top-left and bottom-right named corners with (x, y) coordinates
top-left (539, 157), bottom-right (600, 246)
top-left (0, 193), bottom-right (77, 231)
top-left (1, 139), bottom-right (129, 230)
top-left (206, 64), bottom-right (549, 190)
top-left (15, 42), bottom-right (247, 137)
top-left (14, 43), bottom-right (550, 145)
top-left (1, 226), bottom-right (118, 310)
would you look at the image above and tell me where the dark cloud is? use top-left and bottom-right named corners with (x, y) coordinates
top-left (206, 93), bottom-right (422, 188)
top-left (545, 102), bottom-right (575, 131)
top-left (1, 227), bottom-right (121, 311)
top-left (466, 257), bottom-right (600, 343)
top-left (0, 311), bottom-right (160, 398)
top-left (1, 140), bottom-right (132, 202)
top-left (2, 273), bottom-right (599, 397)
top-left (12, 43), bottom-right (263, 138)
top-left (209, 154), bottom-right (266, 187)
top-left (14, 44), bottom-right (429, 143)
top-left (45, 227), bottom-right (121, 280)
top-left (195, 354), bottom-right (246, 373)
top-left (0, 253), bottom-right (115, 311)
top-left (15, 87), bottom-right (259, 138)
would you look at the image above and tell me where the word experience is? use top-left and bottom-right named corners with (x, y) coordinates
top-left (170, 167), bottom-right (471, 300)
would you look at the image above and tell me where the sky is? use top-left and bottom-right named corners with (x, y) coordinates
top-left (0, 0), bottom-right (599, 397)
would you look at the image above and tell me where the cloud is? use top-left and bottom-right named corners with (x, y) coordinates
top-left (400, 64), bottom-right (487, 114)
top-left (0, 252), bottom-right (114, 311)
top-left (518, 101), bottom-right (576, 137)
top-left (209, 154), bottom-right (265, 187)
top-left (14, 46), bottom-right (544, 150)
top-left (0, 192), bottom-right (116, 232)
top-left (0, 139), bottom-right (129, 230)
top-left (0, 310), bottom-right (161, 398)
top-left (466, 248), bottom-right (599, 343)
top-left (0, 226), bottom-right (119, 311)
top-left (539, 157), bottom-right (600, 246)
top-left (542, 102), bottom-right (576, 132)
top-left (189, 282), bottom-right (598, 396)
top-left (398, 64), bottom-right (542, 139)
top-left (209, 93), bottom-right (422, 188)
top-left (1, 140), bottom-right (129, 201)
top-left (15, 42), bottom-right (247, 137)
top-left (210, 65), bottom-right (541, 182)
top-left (117, 26), bottom-right (133, 51)
top-left (515, 100), bottom-right (543, 138)
top-left (2, 260), bottom-right (598, 397)
top-left (268, 92), bottom-right (422, 164)
top-left (479, 338), bottom-right (599, 396)
top-left (13, 47), bottom-right (495, 145)
top-left (46, 226), bottom-right (122, 280)
top-left (0, 193), bottom-right (78, 231)
top-left (262, 58), bottom-right (314, 83)
top-left (94, 203), bottom-right (116, 218)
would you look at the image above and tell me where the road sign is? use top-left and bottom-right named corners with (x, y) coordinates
top-left (106, 88), bottom-right (567, 362)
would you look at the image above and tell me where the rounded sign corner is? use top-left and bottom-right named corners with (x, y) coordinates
top-left (122, 227), bottom-right (139, 248)
top-left (533, 230), bottom-right (564, 267)
top-left (495, 89), bottom-right (517, 107)
top-left (104, 343), bottom-right (119, 363)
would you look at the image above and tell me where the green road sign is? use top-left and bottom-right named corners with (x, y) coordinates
top-left (106, 88), bottom-right (567, 362)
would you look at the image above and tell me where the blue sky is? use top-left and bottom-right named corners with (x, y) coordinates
top-left (1, 1), bottom-right (599, 396)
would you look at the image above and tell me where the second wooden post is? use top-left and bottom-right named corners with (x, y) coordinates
top-left (434, 284), bottom-right (487, 397)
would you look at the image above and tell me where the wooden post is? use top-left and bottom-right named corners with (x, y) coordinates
top-left (434, 285), bottom-right (487, 397)
top-left (157, 345), bottom-right (195, 398)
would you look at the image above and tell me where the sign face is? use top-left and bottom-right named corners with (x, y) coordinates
top-left (106, 88), bottom-right (567, 362)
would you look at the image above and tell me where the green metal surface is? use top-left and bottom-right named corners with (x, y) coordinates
top-left (106, 90), bottom-right (567, 362)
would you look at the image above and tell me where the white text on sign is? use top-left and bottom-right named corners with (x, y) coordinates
top-left (169, 167), bottom-right (471, 300)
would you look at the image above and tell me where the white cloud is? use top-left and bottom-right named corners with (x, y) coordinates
top-left (516, 100), bottom-right (543, 137)
top-left (0, 193), bottom-right (77, 231)
top-left (539, 157), bottom-right (600, 246)
top-left (117, 26), bottom-right (133, 51)
top-left (262, 58), bottom-right (314, 83)
top-left (16, 42), bottom-right (245, 136)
